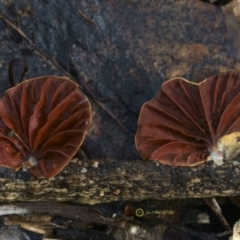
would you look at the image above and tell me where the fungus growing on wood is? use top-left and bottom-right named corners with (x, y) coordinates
top-left (0, 76), bottom-right (91, 178)
top-left (135, 72), bottom-right (240, 166)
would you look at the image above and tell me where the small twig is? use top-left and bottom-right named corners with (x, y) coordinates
top-left (0, 202), bottom-right (128, 228)
top-left (203, 197), bottom-right (232, 232)
top-left (69, 59), bottom-right (111, 102)
top-left (180, 226), bottom-right (218, 240)
top-left (78, 9), bottom-right (97, 26)
top-left (181, 227), bottom-right (231, 239)
top-left (96, 100), bottom-right (133, 137)
top-left (214, 230), bottom-right (232, 238)
top-left (4, 214), bottom-right (64, 236)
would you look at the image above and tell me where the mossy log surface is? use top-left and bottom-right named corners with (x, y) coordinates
top-left (0, 157), bottom-right (239, 204)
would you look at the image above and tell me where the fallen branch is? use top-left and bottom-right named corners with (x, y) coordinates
top-left (0, 157), bottom-right (239, 204)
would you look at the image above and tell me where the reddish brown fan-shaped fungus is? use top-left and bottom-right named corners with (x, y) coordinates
top-left (0, 76), bottom-right (91, 178)
top-left (135, 72), bottom-right (240, 166)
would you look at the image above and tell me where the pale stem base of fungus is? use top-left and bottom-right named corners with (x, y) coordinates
top-left (22, 156), bottom-right (38, 171)
top-left (208, 132), bottom-right (240, 165)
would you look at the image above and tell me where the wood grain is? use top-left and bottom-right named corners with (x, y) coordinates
top-left (0, 157), bottom-right (239, 204)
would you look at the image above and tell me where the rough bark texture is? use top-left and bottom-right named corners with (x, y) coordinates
top-left (0, 157), bottom-right (239, 204)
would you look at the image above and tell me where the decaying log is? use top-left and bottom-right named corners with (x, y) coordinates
top-left (0, 157), bottom-right (240, 204)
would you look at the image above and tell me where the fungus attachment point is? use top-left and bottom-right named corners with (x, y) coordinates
top-left (135, 72), bottom-right (240, 166)
top-left (209, 132), bottom-right (240, 165)
top-left (0, 76), bottom-right (91, 178)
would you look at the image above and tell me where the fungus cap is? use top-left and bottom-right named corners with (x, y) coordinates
top-left (135, 72), bottom-right (240, 166)
top-left (0, 76), bottom-right (91, 178)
